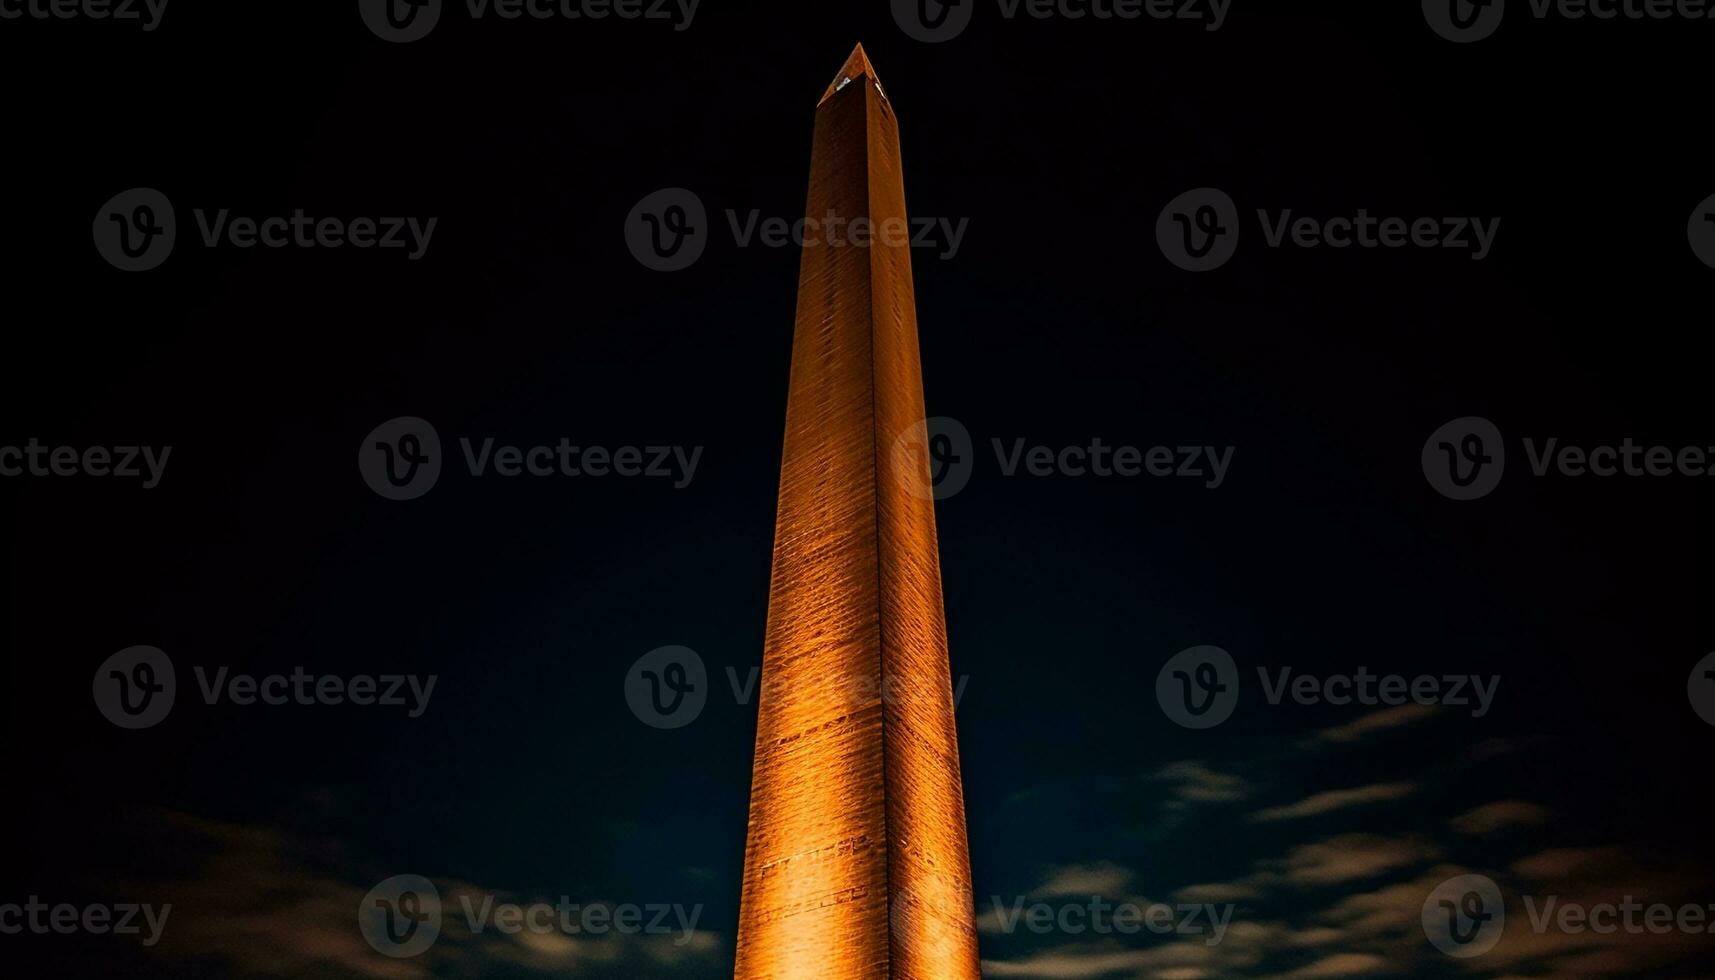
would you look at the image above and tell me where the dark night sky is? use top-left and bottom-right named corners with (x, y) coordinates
top-left (2, 2), bottom-right (1711, 977)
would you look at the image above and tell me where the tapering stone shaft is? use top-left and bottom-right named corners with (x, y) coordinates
top-left (733, 45), bottom-right (982, 980)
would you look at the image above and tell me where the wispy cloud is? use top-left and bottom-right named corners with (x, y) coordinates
top-left (1451, 800), bottom-right (1552, 836)
top-left (981, 703), bottom-right (1705, 979)
top-left (1314, 866), bottom-right (1468, 939)
top-left (1249, 783), bottom-right (1418, 822)
top-left (1172, 881), bottom-right (1261, 905)
top-left (1265, 952), bottom-right (1394, 978)
top-left (1510, 845), bottom-right (1634, 881)
top-left (1034, 862), bottom-right (1137, 900)
top-left (1254, 834), bottom-right (1439, 887)
top-left (1155, 761), bottom-right (1252, 806)
top-left (110, 809), bottom-right (724, 978)
top-left (1300, 705), bottom-right (1438, 747)
top-left (981, 943), bottom-right (1178, 979)
top-left (981, 926), bottom-right (1281, 979)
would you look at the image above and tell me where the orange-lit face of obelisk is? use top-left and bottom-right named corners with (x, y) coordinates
top-left (733, 45), bottom-right (982, 980)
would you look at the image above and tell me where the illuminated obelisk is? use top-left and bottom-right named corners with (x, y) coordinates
top-left (733, 45), bottom-right (982, 979)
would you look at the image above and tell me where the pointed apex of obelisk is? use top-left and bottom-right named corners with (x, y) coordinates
top-left (819, 43), bottom-right (884, 105)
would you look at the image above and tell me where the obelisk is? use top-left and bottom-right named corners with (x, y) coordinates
top-left (733, 45), bottom-right (982, 979)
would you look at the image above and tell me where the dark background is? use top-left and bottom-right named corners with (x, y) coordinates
top-left (2, 1), bottom-right (1709, 977)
